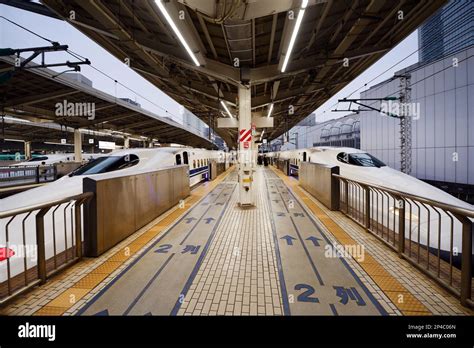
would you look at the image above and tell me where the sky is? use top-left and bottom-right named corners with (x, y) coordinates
top-left (0, 3), bottom-right (420, 127)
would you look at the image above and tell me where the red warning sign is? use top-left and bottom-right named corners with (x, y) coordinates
top-left (243, 141), bottom-right (250, 149)
top-left (239, 129), bottom-right (252, 142)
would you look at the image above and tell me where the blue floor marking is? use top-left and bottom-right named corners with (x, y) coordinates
top-left (76, 178), bottom-right (231, 316)
top-left (179, 185), bottom-right (229, 245)
top-left (170, 184), bottom-right (237, 315)
top-left (273, 182), bottom-right (325, 286)
top-left (123, 253), bottom-right (175, 315)
top-left (263, 171), bottom-right (291, 316)
top-left (280, 175), bottom-right (389, 316)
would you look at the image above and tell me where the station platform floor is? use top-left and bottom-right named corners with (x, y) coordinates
top-left (1, 166), bottom-right (472, 316)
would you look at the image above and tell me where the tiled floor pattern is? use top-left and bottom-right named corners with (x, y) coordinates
top-left (178, 168), bottom-right (284, 315)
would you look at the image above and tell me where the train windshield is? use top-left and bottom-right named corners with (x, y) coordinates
top-left (337, 152), bottom-right (386, 168)
top-left (69, 154), bottom-right (139, 176)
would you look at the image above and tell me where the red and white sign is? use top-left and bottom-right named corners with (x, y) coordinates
top-left (243, 141), bottom-right (250, 149)
top-left (239, 128), bottom-right (252, 143)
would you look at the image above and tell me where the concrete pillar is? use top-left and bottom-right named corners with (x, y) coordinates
top-left (24, 141), bottom-right (32, 160)
top-left (74, 129), bottom-right (82, 163)
top-left (238, 85), bottom-right (255, 206)
top-left (124, 137), bottom-right (130, 149)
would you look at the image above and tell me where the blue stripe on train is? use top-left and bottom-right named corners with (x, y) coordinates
top-left (189, 165), bottom-right (209, 178)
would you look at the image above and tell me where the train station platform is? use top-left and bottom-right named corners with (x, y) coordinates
top-left (1, 167), bottom-right (471, 316)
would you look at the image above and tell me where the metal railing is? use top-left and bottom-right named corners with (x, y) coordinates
top-left (0, 165), bottom-right (56, 188)
top-left (0, 192), bottom-right (93, 305)
top-left (333, 174), bottom-right (474, 308)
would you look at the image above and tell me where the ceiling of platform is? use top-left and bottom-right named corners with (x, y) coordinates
top-left (2, 0), bottom-right (446, 147)
top-left (0, 57), bottom-right (217, 149)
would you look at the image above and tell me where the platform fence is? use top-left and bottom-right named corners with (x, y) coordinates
top-left (0, 192), bottom-right (93, 305)
top-left (333, 174), bottom-right (474, 308)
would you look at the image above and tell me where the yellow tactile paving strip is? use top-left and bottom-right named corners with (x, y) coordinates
top-left (33, 167), bottom-right (235, 316)
top-left (270, 166), bottom-right (432, 316)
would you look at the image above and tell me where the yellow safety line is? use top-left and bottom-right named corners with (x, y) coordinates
top-left (33, 167), bottom-right (235, 316)
top-left (270, 166), bottom-right (432, 316)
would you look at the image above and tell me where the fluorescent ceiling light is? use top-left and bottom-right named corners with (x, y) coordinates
top-left (220, 100), bottom-right (233, 118)
top-left (281, 0), bottom-right (308, 73)
top-left (155, 0), bottom-right (200, 66)
top-left (260, 129), bottom-right (265, 141)
top-left (267, 103), bottom-right (274, 118)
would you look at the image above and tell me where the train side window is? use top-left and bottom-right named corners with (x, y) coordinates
top-left (193, 160), bottom-right (196, 168)
top-left (176, 154), bottom-right (182, 165)
top-left (183, 151), bottom-right (189, 165)
top-left (303, 152), bottom-right (307, 162)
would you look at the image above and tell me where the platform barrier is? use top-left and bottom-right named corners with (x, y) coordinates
top-left (332, 174), bottom-right (474, 308)
top-left (0, 192), bottom-right (93, 305)
top-left (209, 160), bottom-right (226, 180)
top-left (299, 162), bottom-right (339, 211)
top-left (275, 159), bottom-right (289, 175)
top-left (83, 165), bottom-right (190, 257)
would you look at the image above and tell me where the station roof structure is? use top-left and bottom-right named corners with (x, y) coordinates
top-left (0, 56), bottom-right (217, 149)
top-left (32, 0), bottom-right (445, 148)
top-left (0, 116), bottom-right (145, 147)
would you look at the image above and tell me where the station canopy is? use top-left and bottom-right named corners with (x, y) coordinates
top-left (33, 0), bottom-right (444, 147)
top-left (0, 56), bottom-right (217, 149)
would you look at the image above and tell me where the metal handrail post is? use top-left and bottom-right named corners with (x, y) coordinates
top-left (35, 207), bottom-right (51, 284)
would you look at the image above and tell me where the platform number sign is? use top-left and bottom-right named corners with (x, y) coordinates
top-left (89, 139), bottom-right (94, 144)
top-left (61, 139), bottom-right (67, 144)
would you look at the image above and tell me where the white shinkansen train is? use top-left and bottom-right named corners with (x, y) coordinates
top-left (268, 147), bottom-right (474, 265)
top-left (0, 147), bottom-right (231, 280)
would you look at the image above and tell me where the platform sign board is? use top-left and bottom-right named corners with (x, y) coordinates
top-left (14, 152), bottom-right (21, 161)
top-left (99, 141), bottom-right (115, 150)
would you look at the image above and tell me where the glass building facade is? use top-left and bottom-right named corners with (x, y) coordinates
top-left (419, 0), bottom-right (474, 63)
